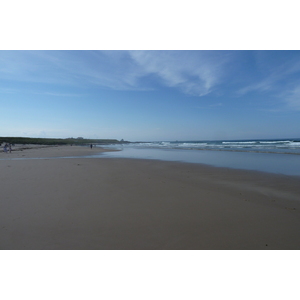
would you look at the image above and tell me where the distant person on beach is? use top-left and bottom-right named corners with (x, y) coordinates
top-left (90, 144), bottom-right (93, 149)
top-left (3, 143), bottom-right (8, 153)
top-left (9, 144), bottom-right (12, 153)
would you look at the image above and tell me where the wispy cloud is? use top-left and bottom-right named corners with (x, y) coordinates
top-left (33, 91), bottom-right (84, 97)
top-left (236, 51), bottom-right (300, 98)
top-left (0, 51), bottom-right (77, 86)
top-left (237, 78), bottom-right (274, 95)
top-left (0, 87), bottom-right (19, 94)
top-left (281, 85), bottom-right (300, 110)
top-left (0, 51), bottom-right (150, 91)
top-left (209, 102), bottom-right (223, 107)
top-left (196, 102), bottom-right (223, 109)
top-left (0, 50), bottom-right (231, 96)
top-left (128, 50), bottom-right (230, 96)
top-left (0, 86), bottom-right (83, 98)
top-left (3, 50), bottom-right (300, 109)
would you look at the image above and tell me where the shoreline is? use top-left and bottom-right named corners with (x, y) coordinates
top-left (3, 146), bottom-right (300, 179)
top-left (1, 146), bottom-right (300, 249)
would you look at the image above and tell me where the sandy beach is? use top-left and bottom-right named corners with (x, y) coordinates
top-left (1, 145), bottom-right (300, 250)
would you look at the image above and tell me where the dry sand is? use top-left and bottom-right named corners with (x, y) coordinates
top-left (1, 144), bottom-right (108, 158)
top-left (1, 145), bottom-right (300, 250)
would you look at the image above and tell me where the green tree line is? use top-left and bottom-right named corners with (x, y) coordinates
top-left (0, 137), bottom-right (128, 145)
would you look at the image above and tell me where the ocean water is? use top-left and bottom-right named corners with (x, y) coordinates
top-left (96, 138), bottom-right (300, 176)
top-left (118, 139), bottom-right (300, 154)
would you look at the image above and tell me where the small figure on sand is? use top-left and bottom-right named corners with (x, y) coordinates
top-left (3, 143), bottom-right (12, 154)
top-left (90, 144), bottom-right (93, 149)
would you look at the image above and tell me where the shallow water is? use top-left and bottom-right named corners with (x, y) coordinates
top-left (96, 146), bottom-right (300, 177)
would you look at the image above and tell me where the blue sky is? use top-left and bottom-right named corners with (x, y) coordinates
top-left (1, 50), bottom-right (300, 141)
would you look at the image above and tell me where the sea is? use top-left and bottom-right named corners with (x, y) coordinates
top-left (96, 138), bottom-right (300, 177)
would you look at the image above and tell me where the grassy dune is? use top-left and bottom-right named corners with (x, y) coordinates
top-left (0, 136), bottom-right (127, 146)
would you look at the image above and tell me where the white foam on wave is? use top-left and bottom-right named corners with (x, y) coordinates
top-left (261, 140), bottom-right (291, 144)
top-left (289, 142), bottom-right (300, 147)
top-left (223, 141), bottom-right (257, 144)
top-left (128, 139), bottom-right (300, 153)
top-left (180, 143), bottom-right (208, 147)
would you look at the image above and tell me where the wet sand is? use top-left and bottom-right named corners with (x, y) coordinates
top-left (1, 145), bottom-right (300, 249)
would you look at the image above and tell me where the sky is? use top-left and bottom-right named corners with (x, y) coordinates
top-left (1, 50), bottom-right (300, 142)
